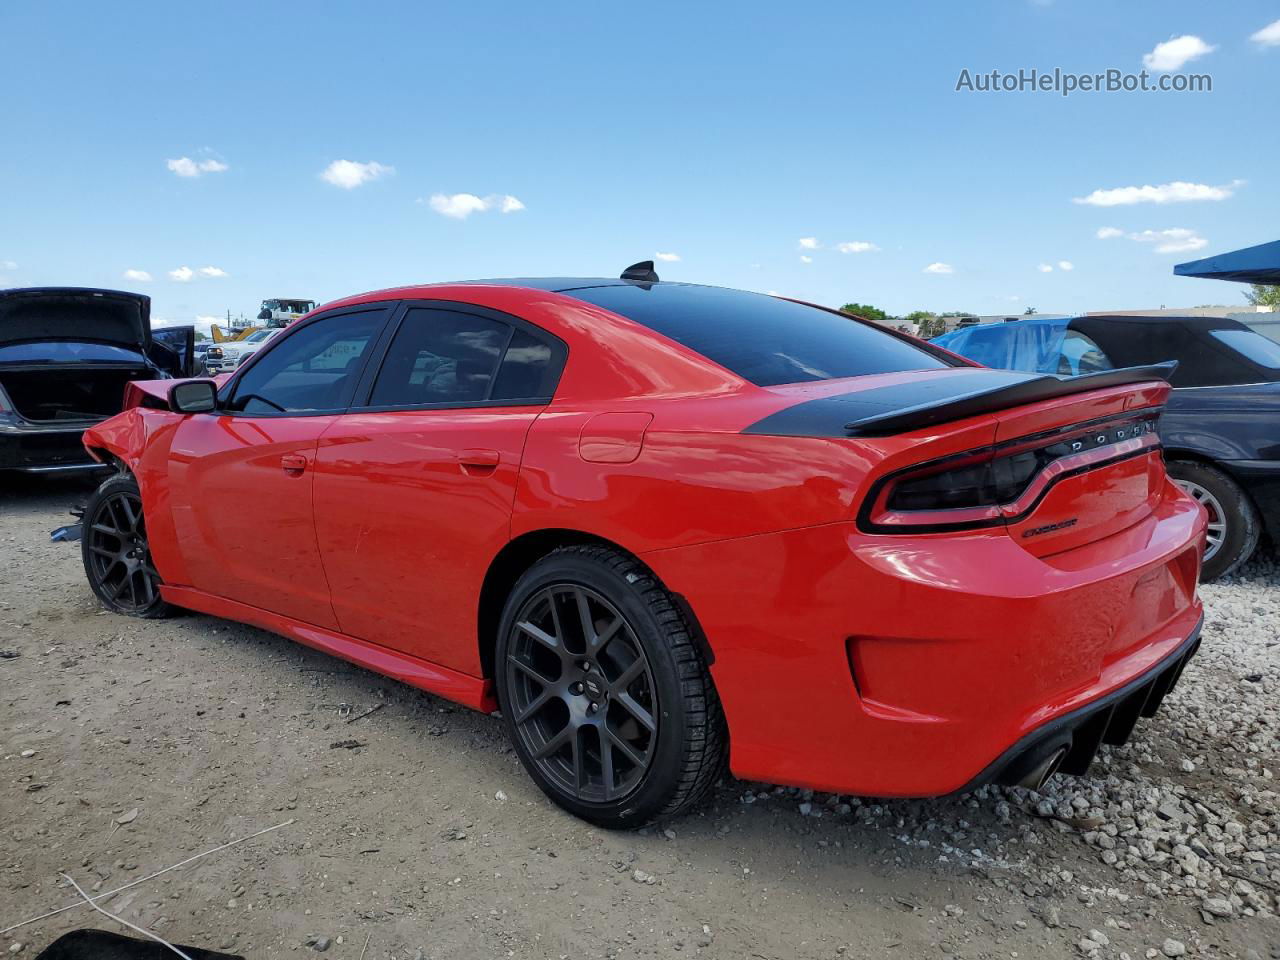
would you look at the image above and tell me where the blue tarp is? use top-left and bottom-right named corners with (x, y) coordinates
top-left (933, 317), bottom-right (1074, 373)
top-left (1174, 239), bottom-right (1280, 285)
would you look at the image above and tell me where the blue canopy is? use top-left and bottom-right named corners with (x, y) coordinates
top-left (1174, 239), bottom-right (1280, 285)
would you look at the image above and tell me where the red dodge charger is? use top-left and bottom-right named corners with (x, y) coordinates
top-left (77, 264), bottom-right (1206, 827)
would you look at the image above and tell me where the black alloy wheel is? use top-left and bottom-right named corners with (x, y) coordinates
top-left (505, 583), bottom-right (658, 803)
top-left (495, 545), bottom-right (726, 828)
top-left (81, 473), bottom-right (172, 618)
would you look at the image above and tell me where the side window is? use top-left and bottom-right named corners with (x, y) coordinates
top-left (1057, 330), bottom-right (1113, 376)
top-left (491, 329), bottom-right (556, 400)
top-left (228, 311), bottom-right (384, 414)
top-left (368, 309), bottom-right (560, 407)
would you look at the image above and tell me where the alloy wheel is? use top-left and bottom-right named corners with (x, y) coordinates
top-left (86, 490), bottom-right (162, 611)
top-left (1174, 478), bottom-right (1227, 562)
top-left (504, 584), bottom-right (658, 803)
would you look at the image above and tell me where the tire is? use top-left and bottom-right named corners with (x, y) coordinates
top-left (494, 545), bottom-right (727, 828)
top-left (1168, 460), bottom-right (1261, 581)
top-left (81, 472), bottom-right (173, 619)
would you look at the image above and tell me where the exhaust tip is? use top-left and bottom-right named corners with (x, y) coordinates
top-left (1017, 746), bottom-right (1068, 792)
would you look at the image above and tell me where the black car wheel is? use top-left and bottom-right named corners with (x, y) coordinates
top-left (1168, 460), bottom-right (1261, 581)
top-left (495, 545), bottom-right (726, 828)
top-left (81, 473), bottom-right (172, 618)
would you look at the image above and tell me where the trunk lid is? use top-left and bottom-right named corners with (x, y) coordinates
top-left (842, 369), bottom-right (1176, 556)
top-left (991, 386), bottom-right (1168, 556)
top-left (0, 287), bottom-right (150, 351)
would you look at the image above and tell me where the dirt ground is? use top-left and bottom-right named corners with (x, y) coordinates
top-left (2, 476), bottom-right (1277, 960)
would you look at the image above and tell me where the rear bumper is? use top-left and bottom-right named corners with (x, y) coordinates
top-left (0, 421), bottom-right (103, 472)
top-left (644, 479), bottom-right (1206, 797)
top-left (963, 618), bottom-right (1200, 792)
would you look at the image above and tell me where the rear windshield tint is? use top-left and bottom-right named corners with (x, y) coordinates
top-left (566, 284), bottom-right (950, 386)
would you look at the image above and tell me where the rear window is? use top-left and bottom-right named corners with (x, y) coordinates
top-left (1210, 329), bottom-right (1280, 371)
top-left (0, 342), bottom-right (146, 364)
top-left (566, 284), bottom-right (950, 386)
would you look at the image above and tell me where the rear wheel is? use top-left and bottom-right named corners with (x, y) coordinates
top-left (495, 545), bottom-right (726, 828)
top-left (81, 473), bottom-right (172, 618)
top-left (1168, 460), bottom-right (1260, 581)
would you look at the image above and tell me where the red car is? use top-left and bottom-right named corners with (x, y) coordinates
top-left (77, 264), bottom-right (1206, 827)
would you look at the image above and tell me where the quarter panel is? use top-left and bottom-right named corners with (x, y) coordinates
top-left (1162, 383), bottom-right (1280, 461)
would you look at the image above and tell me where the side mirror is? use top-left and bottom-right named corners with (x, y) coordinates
top-left (169, 379), bottom-right (219, 414)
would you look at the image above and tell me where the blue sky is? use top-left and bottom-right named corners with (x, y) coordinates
top-left (2, 1), bottom-right (1278, 328)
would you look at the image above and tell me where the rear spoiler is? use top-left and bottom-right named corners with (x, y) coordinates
top-left (743, 363), bottom-right (1177, 438)
top-left (844, 363), bottom-right (1177, 436)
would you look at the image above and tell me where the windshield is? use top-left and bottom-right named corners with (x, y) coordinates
top-left (245, 330), bottom-right (273, 342)
top-left (0, 341), bottom-right (147, 364)
top-left (565, 283), bottom-right (950, 386)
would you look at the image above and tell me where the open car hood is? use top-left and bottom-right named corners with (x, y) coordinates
top-left (0, 287), bottom-right (151, 350)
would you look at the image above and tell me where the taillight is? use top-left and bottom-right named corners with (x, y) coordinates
top-left (860, 413), bottom-right (1161, 533)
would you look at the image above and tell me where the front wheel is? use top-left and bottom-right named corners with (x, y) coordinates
top-left (1168, 460), bottom-right (1260, 581)
top-left (81, 472), bottom-right (173, 618)
top-left (494, 545), bottom-right (726, 828)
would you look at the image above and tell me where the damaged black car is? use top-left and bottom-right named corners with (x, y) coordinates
top-left (0, 287), bottom-right (194, 473)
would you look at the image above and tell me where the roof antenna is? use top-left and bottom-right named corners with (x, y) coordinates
top-left (620, 260), bottom-right (659, 283)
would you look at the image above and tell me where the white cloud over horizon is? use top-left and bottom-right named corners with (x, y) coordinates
top-left (798, 237), bottom-right (819, 249)
top-left (1098, 227), bottom-right (1207, 254)
top-left (1128, 228), bottom-right (1208, 254)
top-left (167, 156), bottom-right (229, 178)
top-left (1251, 18), bottom-right (1280, 47)
top-left (198, 266), bottom-right (228, 278)
top-left (169, 266), bottom-right (194, 282)
top-left (425, 193), bottom-right (526, 219)
top-left (799, 255), bottom-right (813, 264)
top-left (923, 262), bottom-right (954, 274)
top-left (320, 159), bottom-right (394, 189)
top-left (654, 252), bottom-right (680, 262)
top-left (836, 241), bottom-right (879, 254)
top-left (0, 260), bottom-right (17, 271)
top-left (1073, 180), bottom-right (1241, 206)
top-left (1142, 34), bottom-right (1216, 71)
top-left (123, 269), bottom-right (152, 282)
top-left (1058, 260), bottom-right (1074, 271)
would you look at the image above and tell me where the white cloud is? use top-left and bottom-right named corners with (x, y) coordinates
top-left (320, 159), bottom-right (394, 189)
top-left (1096, 226), bottom-right (1125, 239)
top-left (429, 193), bottom-right (487, 218)
top-left (836, 241), bottom-right (879, 254)
top-left (1251, 18), bottom-right (1280, 47)
top-left (425, 192), bottom-right (526, 219)
top-left (798, 237), bottom-right (819, 249)
top-left (123, 269), bottom-right (152, 282)
top-left (1128, 228), bottom-right (1208, 254)
top-left (167, 156), bottom-right (228, 178)
top-left (1058, 260), bottom-right (1074, 271)
top-left (0, 260), bottom-right (17, 271)
top-left (923, 262), bottom-right (954, 274)
top-left (799, 255), bottom-right (813, 264)
top-left (654, 252), bottom-right (680, 262)
top-left (1142, 35), bottom-right (1216, 71)
top-left (1073, 180), bottom-right (1241, 206)
top-left (168, 266), bottom-right (195, 282)
top-left (1037, 263), bottom-right (1054, 273)
top-left (198, 266), bottom-right (228, 278)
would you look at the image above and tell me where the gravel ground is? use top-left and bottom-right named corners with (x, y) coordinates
top-left (1, 476), bottom-right (1278, 960)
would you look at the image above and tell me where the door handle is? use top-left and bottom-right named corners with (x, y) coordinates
top-left (457, 448), bottom-right (500, 474)
top-left (281, 453), bottom-right (308, 475)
